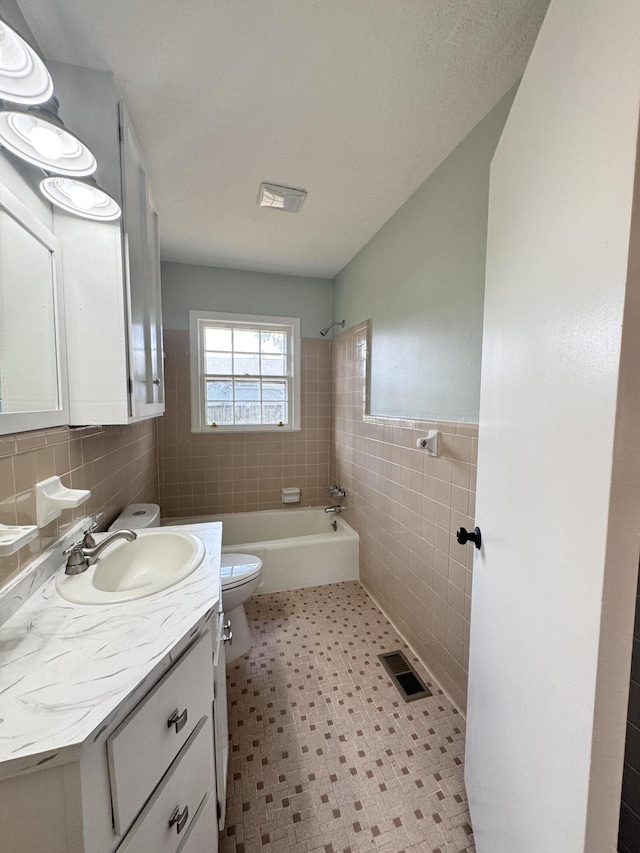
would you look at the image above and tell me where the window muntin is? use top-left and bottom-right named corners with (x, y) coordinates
top-left (190, 311), bottom-right (300, 432)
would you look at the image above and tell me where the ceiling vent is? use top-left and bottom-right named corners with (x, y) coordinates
top-left (257, 182), bottom-right (307, 213)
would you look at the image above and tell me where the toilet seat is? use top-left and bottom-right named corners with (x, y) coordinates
top-left (220, 553), bottom-right (262, 590)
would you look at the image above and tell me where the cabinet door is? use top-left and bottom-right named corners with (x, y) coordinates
top-left (213, 611), bottom-right (229, 830)
top-left (120, 104), bottom-right (164, 419)
top-left (147, 191), bottom-right (164, 409)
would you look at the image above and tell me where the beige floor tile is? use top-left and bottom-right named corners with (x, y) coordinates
top-left (222, 582), bottom-right (474, 853)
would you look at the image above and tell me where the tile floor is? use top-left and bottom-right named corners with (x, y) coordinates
top-left (221, 581), bottom-right (475, 853)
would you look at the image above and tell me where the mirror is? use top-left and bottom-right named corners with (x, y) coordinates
top-left (0, 182), bottom-right (68, 435)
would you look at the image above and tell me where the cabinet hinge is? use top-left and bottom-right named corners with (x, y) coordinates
top-left (217, 801), bottom-right (222, 821)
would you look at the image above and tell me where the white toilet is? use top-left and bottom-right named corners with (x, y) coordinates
top-left (220, 553), bottom-right (263, 663)
top-left (109, 505), bottom-right (263, 663)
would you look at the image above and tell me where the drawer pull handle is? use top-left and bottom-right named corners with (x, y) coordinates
top-left (167, 708), bottom-right (188, 734)
top-left (169, 804), bottom-right (189, 834)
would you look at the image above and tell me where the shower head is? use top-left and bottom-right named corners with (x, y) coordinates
top-left (320, 320), bottom-right (345, 337)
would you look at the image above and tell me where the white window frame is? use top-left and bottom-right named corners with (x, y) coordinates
top-left (189, 310), bottom-right (301, 433)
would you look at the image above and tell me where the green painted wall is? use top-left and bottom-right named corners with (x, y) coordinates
top-left (333, 88), bottom-right (516, 422)
top-left (161, 262), bottom-right (332, 339)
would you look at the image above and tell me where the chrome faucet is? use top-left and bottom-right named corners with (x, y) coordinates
top-left (326, 485), bottom-right (347, 499)
top-left (324, 505), bottom-right (344, 515)
top-left (63, 528), bottom-right (137, 575)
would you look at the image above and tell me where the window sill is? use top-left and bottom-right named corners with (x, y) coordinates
top-left (191, 426), bottom-right (302, 434)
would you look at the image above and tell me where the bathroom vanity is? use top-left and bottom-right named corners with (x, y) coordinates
top-left (0, 522), bottom-right (225, 853)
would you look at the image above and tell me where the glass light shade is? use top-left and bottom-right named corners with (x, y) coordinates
top-left (0, 109), bottom-right (97, 175)
top-left (40, 176), bottom-right (121, 222)
top-left (0, 19), bottom-right (53, 105)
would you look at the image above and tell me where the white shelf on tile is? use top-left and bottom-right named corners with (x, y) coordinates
top-left (0, 523), bottom-right (38, 557)
top-left (36, 476), bottom-right (91, 528)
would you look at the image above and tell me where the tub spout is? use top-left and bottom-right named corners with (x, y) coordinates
top-left (324, 505), bottom-right (344, 514)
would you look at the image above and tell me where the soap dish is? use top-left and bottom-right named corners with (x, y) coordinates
top-left (0, 523), bottom-right (38, 556)
top-left (36, 476), bottom-right (91, 528)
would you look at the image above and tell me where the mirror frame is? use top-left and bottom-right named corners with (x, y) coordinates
top-left (0, 182), bottom-right (69, 435)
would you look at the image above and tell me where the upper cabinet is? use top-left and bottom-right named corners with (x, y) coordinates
top-left (0, 180), bottom-right (69, 436)
top-left (51, 63), bottom-right (164, 425)
top-left (120, 106), bottom-right (164, 418)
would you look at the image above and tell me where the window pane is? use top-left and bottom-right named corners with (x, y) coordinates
top-left (206, 402), bottom-right (233, 425)
top-left (234, 379), bottom-right (261, 401)
top-left (261, 331), bottom-right (286, 354)
top-left (262, 402), bottom-right (287, 424)
top-left (235, 402), bottom-right (262, 424)
top-left (234, 329), bottom-right (259, 352)
top-left (206, 380), bottom-right (231, 401)
top-left (261, 354), bottom-right (286, 376)
top-left (262, 381), bottom-right (287, 401)
top-left (205, 327), bottom-right (231, 351)
top-left (206, 353), bottom-right (232, 373)
top-left (233, 353), bottom-right (259, 375)
top-left (194, 314), bottom-right (297, 431)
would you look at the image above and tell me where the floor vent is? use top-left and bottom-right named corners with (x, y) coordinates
top-left (378, 651), bottom-right (432, 702)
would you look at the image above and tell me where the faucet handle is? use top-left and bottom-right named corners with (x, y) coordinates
top-left (82, 521), bottom-right (99, 548)
top-left (63, 541), bottom-right (90, 574)
top-left (327, 485), bottom-right (347, 498)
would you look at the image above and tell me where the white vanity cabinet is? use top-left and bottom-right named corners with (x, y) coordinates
top-left (0, 523), bottom-right (226, 853)
top-left (51, 63), bottom-right (164, 425)
top-left (0, 624), bottom-right (221, 853)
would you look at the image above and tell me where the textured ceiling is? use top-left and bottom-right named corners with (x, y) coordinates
top-left (20, 0), bottom-right (550, 278)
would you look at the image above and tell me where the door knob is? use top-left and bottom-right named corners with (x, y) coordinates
top-left (456, 526), bottom-right (482, 550)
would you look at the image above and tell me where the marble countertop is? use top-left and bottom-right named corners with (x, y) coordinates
top-left (0, 522), bottom-right (221, 780)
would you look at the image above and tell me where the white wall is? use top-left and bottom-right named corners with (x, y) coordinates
top-left (332, 89), bottom-right (515, 422)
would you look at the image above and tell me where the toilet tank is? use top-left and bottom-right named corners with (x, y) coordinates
top-left (109, 503), bottom-right (160, 531)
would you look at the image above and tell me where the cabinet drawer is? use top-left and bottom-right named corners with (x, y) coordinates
top-left (108, 631), bottom-right (213, 835)
top-left (176, 790), bottom-right (219, 853)
top-left (117, 717), bottom-right (214, 853)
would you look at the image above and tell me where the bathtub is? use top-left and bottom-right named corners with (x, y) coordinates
top-left (163, 508), bottom-right (359, 594)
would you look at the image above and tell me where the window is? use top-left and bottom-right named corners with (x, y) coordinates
top-left (189, 311), bottom-right (301, 432)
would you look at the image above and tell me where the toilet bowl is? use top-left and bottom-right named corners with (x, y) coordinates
top-left (220, 553), bottom-right (263, 663)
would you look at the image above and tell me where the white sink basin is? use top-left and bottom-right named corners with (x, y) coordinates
top-left (55, 529), bottom-right (206, 604)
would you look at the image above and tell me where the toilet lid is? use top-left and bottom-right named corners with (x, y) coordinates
top-left (220, 553), bottom-right (263, 589)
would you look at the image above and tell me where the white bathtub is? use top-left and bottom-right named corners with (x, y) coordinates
top-left (163, 508), bottom-right (359, 594)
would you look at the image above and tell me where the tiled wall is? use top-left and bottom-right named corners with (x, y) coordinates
top-left (0, 421), bottom-right (157, 590)
top-left (158, 331), bottom-right (331, 516)
top-left (330, 321), bottom-right (477, 712)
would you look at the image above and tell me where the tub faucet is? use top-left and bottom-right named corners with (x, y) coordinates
top-left (63, 529), bottom-right (137, 575)
top-left (326, 485), bottom-right (347, 499)
top-left (324, 505), bottom-right (344, 515)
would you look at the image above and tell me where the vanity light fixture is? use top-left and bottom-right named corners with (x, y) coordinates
top-left (40, 175), bottom-right (121, 221)
top-left (0, 97), bottom-right (97, 176)
top-left (0, 19), bottom-right (53, 105)
top-left (257, 182), bottom-right (307, 213)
